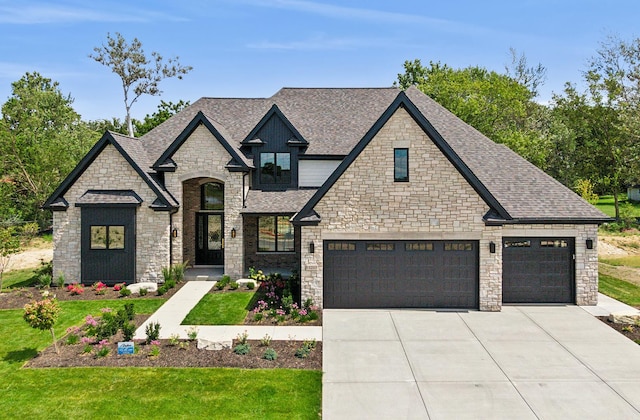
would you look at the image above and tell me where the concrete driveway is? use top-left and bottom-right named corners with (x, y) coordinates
top-left (323, 306), bottom-right (640, 419)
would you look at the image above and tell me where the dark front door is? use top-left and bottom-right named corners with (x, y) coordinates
top-left (81, 207), bottom-right (136, 285)
top-left (502, 237), bottom-right (574, 303)
top-left (323, 240), bottom-right (479, 309)
top-left (196, 213), bottom-right (223, 265)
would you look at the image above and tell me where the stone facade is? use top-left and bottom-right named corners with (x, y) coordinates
top-left (52, 144), bottom-right (169, 284)
top-left (299, 107), bottom-right (600, 311)
top-left (164, 124), bottom-right (245, 279)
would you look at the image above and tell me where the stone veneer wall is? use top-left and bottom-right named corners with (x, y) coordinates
top-left (52, 144), bottom-right (170, 284)
top-left (300, 107), bottom-right (498, 310)
top-left (243, 215), bottom-right (300, 272)
top-left (164, 124), bottom-right (245, 279)
top-left (298, 107), bottom-right (601, 310)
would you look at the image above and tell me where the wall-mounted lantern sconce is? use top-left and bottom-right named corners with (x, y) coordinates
top-left (586, 238), bottom-right (593, 250)
top-left (172, 228), bottom-right (178, 238)
top-left (309, 241), bottom-right (315, 254)
top-left (489, 241), bottom-right (496, 254)
top-left (231, 228), bottom-right (237, 239)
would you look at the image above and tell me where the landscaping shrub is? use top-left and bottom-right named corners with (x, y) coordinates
top-left (246, 281), bottom-right (255, 290)
top-left (165, 279), bottom-right (176, 289)
top-left (121, 321), bottom-right (136, 341)
top-left (36, 273), bottom-right (51, 289)
top-left (260, 334), bottom-right (272, 347)
top-left (56, 274), bottom-right (65, 288)
top-left (119, 287), bottom-right (132, 297)
top-left (233, 343), bottom-right (250, 355)
top-left (263, 348), bottom-right (277, 361)
top-left (145, 321), bottom-right (161, 344)
top-left (123, 303), bottom-right (135, 320)
top-left (186, 326), bottom-right (199, 341)
top-left (157, 285), bottom-right (169, 296)
top-left (295, 339), bottom-right (317, 359)
top-left (229, 281), bottom-right (239, 290)
top-left (138, 287), bottom-right (148, 296)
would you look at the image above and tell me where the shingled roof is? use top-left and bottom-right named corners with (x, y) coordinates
top-left (47, 86), bottom-right (609, 223)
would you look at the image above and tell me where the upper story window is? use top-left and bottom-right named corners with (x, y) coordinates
top-left (260, 153), bottom-right (291, 185)
top-left (394, 148), bottom-right (409, 182)
top-left (201, 182), bottom-right (224, 210)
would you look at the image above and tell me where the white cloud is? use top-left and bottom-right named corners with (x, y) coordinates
top-left (0, 2), bottom-right (186, 24)
top-left (239, 0), bottom-right (488, 35)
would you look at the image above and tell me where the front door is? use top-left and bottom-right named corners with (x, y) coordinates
top-left (196, 213), bottom-right (224, 265)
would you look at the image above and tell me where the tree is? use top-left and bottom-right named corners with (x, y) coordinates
top-left (134, 99), bottom-right (190, 136)
top-left (90, 32), bottom-right (192, 137)
top-left (23, 298), bottom-right (61, 354)
top-left (0, 72), bottom-right (97, 227)
top-left (395, 59), bottom-right (551, 168)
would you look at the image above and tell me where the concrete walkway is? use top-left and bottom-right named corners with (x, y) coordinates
top-left (581, 292), bottom-right (640, 317)
top-left (134, 281), bottom-right (322, 342)
top-left (323, 304), bottom-right (640, 419)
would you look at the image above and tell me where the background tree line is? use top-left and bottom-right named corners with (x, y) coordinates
top-left (397, 37), bottom-right (640, 219)
top-left (2, 34), bottom-right (640, 229)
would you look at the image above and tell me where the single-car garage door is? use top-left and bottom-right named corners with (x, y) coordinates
top-left (502, 237), bottom-right (574, 304)
top-left (324, 240), bottom-right (478, 309)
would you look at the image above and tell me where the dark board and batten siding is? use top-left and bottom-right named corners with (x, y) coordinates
top-left (81, 207), bottom-right (136, 285)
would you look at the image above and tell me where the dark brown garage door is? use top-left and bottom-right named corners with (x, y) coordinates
top-left (502, 237), bottom-right (574, 304)
top-left (323, 240), bottom-right (478, 309)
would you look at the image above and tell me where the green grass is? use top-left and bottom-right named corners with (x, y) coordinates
top-left (182, 291), bottom-right (256, 325)
top-left (0, 297), bottom-right (321, 418)
top-left (599, 255), bottom-right (640, 268)
top-left (1, 267), bottom-right (37, 290)
top-left (595, 195), bottom-right (640, 218)
top-left (599, 274), bottom-right (640, 307)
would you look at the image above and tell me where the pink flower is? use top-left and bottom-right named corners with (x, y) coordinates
top-left (100, 308), bottom-right (112, 313)
top-left (81, 337), bottom-right (92, 344)
top-left (299, 309), bottom-right (308, 316)
top-left (98, 339), bottom-right (109, 346)
top-left (85, 315), bottom-right (98, 327)
top-left (150, 340), bottom-right (160, 346)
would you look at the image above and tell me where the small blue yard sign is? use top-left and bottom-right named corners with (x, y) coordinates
top-left (118, 341), bottom-right (135, 355)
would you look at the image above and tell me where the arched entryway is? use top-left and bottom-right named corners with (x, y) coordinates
top-left (182, 178), bottom-right (225, 266)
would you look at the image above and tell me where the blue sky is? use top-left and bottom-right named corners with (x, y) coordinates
top-left (1, 0), bottom-right (638, 122)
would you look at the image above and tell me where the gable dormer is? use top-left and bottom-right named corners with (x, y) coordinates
top-left (242, 105), bottom-right (307, 190)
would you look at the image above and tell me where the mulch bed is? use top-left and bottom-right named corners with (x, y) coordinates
top-left (25, 314), bottom-right (321, 370)
top-left (597, 316), bottom-right (640, 344)
top-left (0, 282), bottom-right (185, 310)
top-left (26, 338), bottom-right (322, 369)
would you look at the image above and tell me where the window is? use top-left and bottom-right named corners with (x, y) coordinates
top-left (444, 242), bottom-right (473, 251)
top-left (90, 225), bottom-right (125, 250)
top-left (260, 153), bottom-right (291, 184)
top-left (394, 148), bottom-right (409, 182)
top-left (366, 243), bottom-right (395, 251)
top-left (258, 215), bottom-right (294, 252)
top-left (327, 242), bottom-right (356, 251)
top-left (504, 240), bottom-right (531, 248)
top-left (541, 240), bottom-right (568, 248)
top-left (201, 182), bottom-right (224, 210)
top-left (406, 242), bottom-right (434, 251)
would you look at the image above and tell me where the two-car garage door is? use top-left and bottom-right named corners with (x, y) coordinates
top-left (323, 240), bottom-right (479, 309)
top-left (323, 237), bottom-right (575, 309)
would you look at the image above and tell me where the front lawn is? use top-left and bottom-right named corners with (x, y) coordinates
top-left (0, 298), bottom-right (321, 418)
top-left (182, 290), bottom-right (256, 325)
top-left (599, 274), bottom-right (640, 307)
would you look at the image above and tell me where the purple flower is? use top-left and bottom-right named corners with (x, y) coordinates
top-left (98, 339), bottom-right (109, 346)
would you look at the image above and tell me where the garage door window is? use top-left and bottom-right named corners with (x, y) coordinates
top-left (366, 243), bottom-right (395, 251)
top-left (405, 242), bottom-right (434, 251)
top-left (504, 240), bottom-right (531, 248)
top-left (327, 242), bottom-right (356, 251)
top-left (541, 240), bottom-right (568, 248)
top-left (444, 242), bottom-right (473, 251)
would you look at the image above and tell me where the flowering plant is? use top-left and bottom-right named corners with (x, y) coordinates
top-left (67, 283), bottom-right (84, 295)
top-left (149, 340), bottom-right (161, 357)
top-left (112, 283), bottom-right (125, 291)
top-left (93, 281), bottom-right (107, 295)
